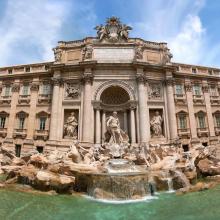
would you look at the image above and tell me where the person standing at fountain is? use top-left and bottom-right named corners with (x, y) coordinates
top-left (106, 111), bottom-right (124, 144)
top-left (150, 111), bottom-right (163, 137)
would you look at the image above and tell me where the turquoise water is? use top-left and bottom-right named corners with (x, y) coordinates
top-left (0, 186), bottom-right (220, 220)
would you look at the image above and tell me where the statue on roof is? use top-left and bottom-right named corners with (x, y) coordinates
top-left (95, 17), bottom-right (132, 42)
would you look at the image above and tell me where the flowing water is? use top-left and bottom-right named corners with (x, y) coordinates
top-left (0, 185), bottom-right (220, 220)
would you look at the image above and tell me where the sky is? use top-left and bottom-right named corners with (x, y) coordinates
top-left (0, 0), bottom-right (220, 67)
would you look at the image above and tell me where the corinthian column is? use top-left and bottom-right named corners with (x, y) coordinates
top-left (49, 73), bottom-right (61, 140)
top-left (130, 107), bottom-right (136, 144)
top-left (95, 108), bottom-right (101, 144)
top-left (136, 68), bottom-right (149, 143)
top-left (165, 73), bottom-right (178, 141)
top-left (82, 69), bottom-right (93, 143)
top-left (102, 111), bottom-right (106, 143)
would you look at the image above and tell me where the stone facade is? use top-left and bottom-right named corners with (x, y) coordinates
top-left (1, 17), bottom-right (220, 155)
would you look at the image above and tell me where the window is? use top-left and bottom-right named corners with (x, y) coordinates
top-left (39, 117), bottom-right (46, 130)
top-left (179, 115), bottom-right (187, 129)
top-left (210, 85), bottom-right (217, 96)
top-left (215, 115), bottom-right (220, 127)
top-left (36, 146), bottom-right (44, 153)
top-left (18, 117), bottom-right (25, 129)
top-left (25, 67), bottom-right (30, 72)
top-left (42, 84), bottom-right (51, 95)
top-left (193, 85), bottom-right (201, 96)
top-left (198, 114), bottom-right (205, 128)
top-left (182, 144), bottom-right (189, 152)
top-left (192, 68), bottom-right (197, 73)
top-left (15, 145), bottom-right (21, 157)
top-left (22, 85), bottom-right (29, 96)
top-left (175, 85), bottom-right (183, 95)
top-left (0, 117), bottom-right (6, 128)
top-left (8, 69), bottom-right (12, 74)
top-left (4, 86), bottom-right (11, 97)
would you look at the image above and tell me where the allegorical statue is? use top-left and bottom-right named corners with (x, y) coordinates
top-left (64, 112), bottom-right (78, 139)
top-left (95, 17), bottom-right (132, 42)
top-left (150, 111), bottom-right (163, 137)
top-left (95, 24), bottom-right (108, 41)
top-left (105, 111), bottom-right (128, 144)
top-left (53, 48), bottom-right (62, 63)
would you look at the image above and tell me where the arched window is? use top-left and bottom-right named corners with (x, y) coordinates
top-left (16, 111), bottom-right (29, 130)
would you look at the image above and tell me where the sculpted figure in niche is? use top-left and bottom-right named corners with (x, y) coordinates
top-left (64, 112), bottom-right (78, 139)
top-left (150, 111), bottom-right (163, 137)
top-left (105, 111), bottom-right (129, 144)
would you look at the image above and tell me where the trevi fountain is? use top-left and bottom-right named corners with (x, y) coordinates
top-left (0, 17), bottom-right (220, 220)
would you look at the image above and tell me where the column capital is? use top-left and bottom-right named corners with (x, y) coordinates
top-left (129, 100), bottom-right (137, 110)
top-left (165, 78), bottom-right (174, 86)
top-left (30, 83), bottom-right (39, 91)
top-left (202, 84), bottom-right (209, 93)
top-left (92, 101), bottom-right (101, 110)
top-left (83, 73), bottom-right (93, 84)
top-left (51, 77), bottom-right (63, 86)
top-left (136, 74), bottom-right (146, 84)
top-left (11, 84), bottom-right (20, 92)
top-left (184, 83), bottom-right (192, 92)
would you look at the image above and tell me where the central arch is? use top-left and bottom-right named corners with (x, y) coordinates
top-left (93, 80), bottom-right (137, 145)
top-left (94, 80), bottom-right (136, 101)
top-left (100, 86), bottom-right (130, 105)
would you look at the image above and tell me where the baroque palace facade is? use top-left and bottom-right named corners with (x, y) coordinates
top-left (0, 17), bottom-right (220, 156)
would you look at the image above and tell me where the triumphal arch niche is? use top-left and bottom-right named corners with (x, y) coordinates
top-left (56, 16), bottom-right (176, 150)
top-left (93, 80), bottom-right (137, 145)
top-left (41, 17), bottom-right (177, 151)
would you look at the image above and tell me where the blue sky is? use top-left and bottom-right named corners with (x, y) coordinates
top-left (0, 0), bottom-right (220, 67)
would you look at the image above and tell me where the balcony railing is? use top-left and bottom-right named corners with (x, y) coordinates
top-left (193, 95), bottom-right (204, 104)
top-left (34, 129), bottom-right (49, 140)
top-left (177, 128), bottom-right (190, 138)
top-left (215, 127), bottom-right (220, 135)
top-left (18, 95), bottom-right (30, 104)
top-left (13, 129), bottom-right (27, 138)
top-left (0, 95), bottom-right (11, 104)
top-left (38, 94), bottom-right (51, 104)
top-left (193, 94), bottom-right (203, 99)
top-left (0, 127), bottom-right (7, 137)
top-left (197, 127), bottom-right (209, 137)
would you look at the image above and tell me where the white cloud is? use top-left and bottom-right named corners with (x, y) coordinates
top-left (0, 0), bottom-right (70, 66)
top-left (169, 15), bottom-right (205, 64)
top-left (132, 0), bottom-right (208, 65)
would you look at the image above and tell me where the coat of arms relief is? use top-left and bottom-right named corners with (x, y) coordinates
top-left (95, 17), bottom-right (132, 42)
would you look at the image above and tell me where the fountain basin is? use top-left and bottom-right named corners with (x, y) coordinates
top-left (75, 171), bottom-right (150, 200)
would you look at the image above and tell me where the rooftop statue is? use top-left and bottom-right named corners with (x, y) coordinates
top-left (95, 17), bottom-right (132, 42)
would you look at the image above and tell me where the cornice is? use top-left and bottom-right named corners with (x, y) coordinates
top-left (174, 71), bottom-right (220, 81)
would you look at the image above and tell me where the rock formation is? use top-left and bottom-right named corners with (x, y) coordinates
top-left (0, 142), bottom-right (220, 197)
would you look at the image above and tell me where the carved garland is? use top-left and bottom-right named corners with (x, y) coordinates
top-left (11, 84), bottom-right (20, 92)
top-left (184, 83), bottom-right (192, 92)
top-left (202, 84), bottom-right (209, 93)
